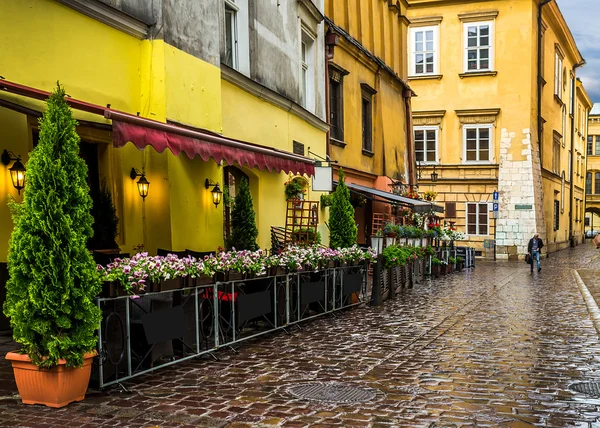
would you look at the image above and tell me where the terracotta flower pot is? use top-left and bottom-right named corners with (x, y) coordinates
top-left (6, 351), bottom-right (95, 408)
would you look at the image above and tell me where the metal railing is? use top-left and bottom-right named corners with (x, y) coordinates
top-left (94, 265), bottom-right (368, 389)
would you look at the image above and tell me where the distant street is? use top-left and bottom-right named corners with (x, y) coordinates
top-left (3, 243), bottom-right (600, 427)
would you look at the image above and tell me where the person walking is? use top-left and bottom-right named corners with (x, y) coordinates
top-left (527, 233), bottom-right (544, 273)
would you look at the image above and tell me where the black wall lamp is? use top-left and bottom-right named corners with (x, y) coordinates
top-left (431, 165), bottom-right (439, 183)
top-left (130, 168), bottom-right (149, 199)
top-left (416, 161), bottom-right (439, 183)
top-left (205, 178), bottom-right (222, 207)
top-left (1, 150), bottom-right (26, 194)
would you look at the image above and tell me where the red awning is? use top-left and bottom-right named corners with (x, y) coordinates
top-left (0, 79), bottom-right (316, 176)
top-left (106, 111), bottom-right (315, 176)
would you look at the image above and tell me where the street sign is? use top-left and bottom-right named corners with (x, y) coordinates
top-left (493, 190), bottom-right (498, 201)
top-left (493, 202), bottom-right (499, 211)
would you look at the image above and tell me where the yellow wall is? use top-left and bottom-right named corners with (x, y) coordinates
top-left (586, 114), bottom-right (600, 230)
top-left (221, 80), bottom-right (328, 249)
top-left (0, 0), bottom-right (328, 261)
top-left (325, 0), bottom-right (409, 182)
top-left (406, 0), bottom-right (585, 255)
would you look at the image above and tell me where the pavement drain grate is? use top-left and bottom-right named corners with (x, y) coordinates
top-left (569, 382), bottom-right (600, 397)
top-left (287, 382), bottom-right (379, 403)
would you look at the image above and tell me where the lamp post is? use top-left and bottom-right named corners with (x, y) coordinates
top-left (130, 168), bottom-right (150, 199)
top-left (1, 150), bottom-right (26, 194)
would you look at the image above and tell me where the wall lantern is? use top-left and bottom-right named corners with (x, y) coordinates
top-left (130, 168), bottom-right (149, 199)
top-left (431, 165), bottom-right (439, 183)
top-left (1, 150), bottom-right (26, 194)
top-left (205, 178), bottom-right (223, 207)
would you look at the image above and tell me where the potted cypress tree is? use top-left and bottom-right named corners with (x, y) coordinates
top-left (3, 84), bottom-right (102, 408)
top-left (227, 177), bottom-right (258, 280)
top-left (329, 169), bottom-right (357, 250)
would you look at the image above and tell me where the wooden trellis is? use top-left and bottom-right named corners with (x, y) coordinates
top-left (285, 199), bottom-right (319, 245)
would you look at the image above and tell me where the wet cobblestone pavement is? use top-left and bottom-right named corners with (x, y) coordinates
top-left (4, 243), bottom-right (600, 426)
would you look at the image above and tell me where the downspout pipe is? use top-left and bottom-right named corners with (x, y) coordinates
top-left (404, 89), bottom-right (415, 186)
top-left (569, 61), bottom-right (586, 244)
top-left (537, 0), bottom-right (552, 167)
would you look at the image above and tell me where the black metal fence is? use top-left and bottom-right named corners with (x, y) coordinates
top-left (94, 265), bottom-right (369, 389)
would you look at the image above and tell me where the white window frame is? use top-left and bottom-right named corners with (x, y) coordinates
top-left (224, 0), bottom-right (239, 70)
top-left (465, 202), bottom-right (490, 236)
top-left (409, 25), bottom-right (439, 76)
top-left (300, 28), bottom-right (315, 113)
top-left (463, 20), bottom-right (494, 73)
top-left (554, 51), bottom-right (563, 99)
top-left (413, 126), bottom-right (439, 164)
top-left (462, 124), bottom-right (493, 164)
top-left (224, 0), bottom-right (250, 75)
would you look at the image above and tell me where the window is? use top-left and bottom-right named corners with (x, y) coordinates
top-left (360, 84), bottom-right (376, 154)
top-left (300, 29), bottom-right (315, 112)
top-left (224, 1), bottom-right (238, 69)
top-left (553, 200), bottom-right (560, 231)
top-left (596, 136), bottom-right (600, 155)
top-left (414, 126), bottom-right (438, 163)
top-left (464, 21), bottom-right (493, 72)
top-left (588, 136), bottom-right (594, 155)
top-left (554, 51), bottom-right (563, 99)
top-left (410, 26), bottom-right (438, 75)
top-left (570, 75), bottom-right (574, 114)
top-left (445, 202), bottom-right (457, 218)
top-left (329, 68), bottom-right (345, 141)
top-left (362, 96), bottom-right (372, 152)
top-left (552, 132), bottom-right (561, 174)
top-left (595, 172), bottom-right (600, 194)
top-left (466, 203), bottom-right (489, 236)
top-left (463, 125), bottom-right (492, 163)
top-left (587, 172), bottom-right (592, 194)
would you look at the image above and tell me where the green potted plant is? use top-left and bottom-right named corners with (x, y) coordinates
top-left (329, 169), bottom-right (357, 249)
top-left (284, 176), bottom-right (306, 200)
top-left (3, 84), bottom-right (102, 408)
top-left (456, 256), bottom-right (464, 271)
top-left (431, 257), bottom-right (443, 278)
top-left (228, 177), bottom-right (259, 251)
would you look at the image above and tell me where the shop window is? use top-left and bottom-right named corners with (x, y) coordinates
top-left (553, 199), bottom-right (559, 231)
top-left (223, 166), bottom-right (249, 242)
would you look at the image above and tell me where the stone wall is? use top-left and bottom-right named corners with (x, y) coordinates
top-left (496, 127), bottom-right (546, 259)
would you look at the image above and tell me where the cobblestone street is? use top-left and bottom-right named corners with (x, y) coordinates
top-left (4, 243), bottom-right (600, 427)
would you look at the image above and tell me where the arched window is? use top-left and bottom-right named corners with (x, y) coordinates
top-left (223, 166), bottom-right (249, 242)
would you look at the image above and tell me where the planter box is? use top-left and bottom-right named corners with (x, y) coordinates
top-left (6, 351), bottom-right (95, 408)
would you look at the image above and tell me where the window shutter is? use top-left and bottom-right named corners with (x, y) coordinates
top-left (445, 202), bottom-right (456, 218)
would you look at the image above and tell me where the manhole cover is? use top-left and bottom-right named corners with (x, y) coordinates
top-left (287, 382), bottom-right (378, 403)
top-left (569, 382), bottom-right (600, 397)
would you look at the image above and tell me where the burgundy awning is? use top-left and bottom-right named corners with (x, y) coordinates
top-left (0, 79), bottom-right (316, 176)
top-left (106, 112), bottom-right (315, 177)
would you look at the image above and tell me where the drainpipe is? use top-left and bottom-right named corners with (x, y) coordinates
top-left (404, 89), bottom-right (415, 186)
top-left (537, 0), bottom-right (552, 167)
top-left (569, 62), bottom-right (586, 245)
top-left (325, 31), bottom-right (339, 159)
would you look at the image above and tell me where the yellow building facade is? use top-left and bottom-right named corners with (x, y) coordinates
top-left (406, 0), bottom-right (588, 258)
top-left (0, 1), bottom-right (327, 266)
top-left (586, 105), bottom-right (600, 232)
top-left (324, 0), bottom-right (414, 245)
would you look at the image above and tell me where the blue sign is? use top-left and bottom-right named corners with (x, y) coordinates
top-left (493, 202), bottom-right (499, 212)
top-left (493, 191), bottom-right (498, 201)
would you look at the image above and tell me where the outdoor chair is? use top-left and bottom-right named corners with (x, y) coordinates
top-left (129, 293), bottom-right (175, 369)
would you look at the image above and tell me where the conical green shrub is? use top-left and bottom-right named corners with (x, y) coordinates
top-left (329, 168), bottom-right (357, 248)
top-left (3, 84), bottom-right (102, 368)
top-left (228, 177), bottom-right (259, 251)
